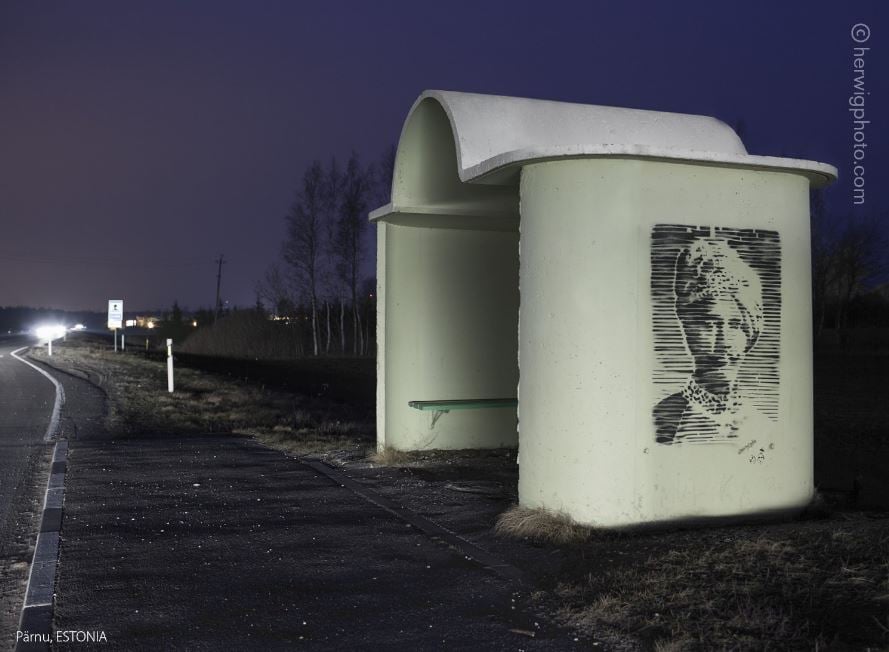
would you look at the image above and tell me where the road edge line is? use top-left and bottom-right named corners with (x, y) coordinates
top-left (10, 347), bottom-right (66, 443)
top-left (10, 349), bottom-right (68, 650)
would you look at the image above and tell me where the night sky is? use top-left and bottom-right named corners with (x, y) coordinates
top-left (2, 1), bottom-right (887, 312)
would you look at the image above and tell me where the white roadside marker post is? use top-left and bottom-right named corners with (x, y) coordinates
top-left (47, 337), bottom-right (52, 357)
top-left (114, 328), bottom-right (118, 352)
top-left (167, 339), bottom-right (174, 393)
top-left (122, 333), bottom-right (126, 351)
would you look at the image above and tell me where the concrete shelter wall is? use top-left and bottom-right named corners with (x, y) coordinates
top-left (517, 158), bottom-right (813, 527)
top-left (380, 222), bottom-right (519, 451)
top-left (391, 98), bottom-right (517, 219)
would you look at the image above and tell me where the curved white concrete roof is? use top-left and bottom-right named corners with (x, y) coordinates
top-left (371, 90), bottom-right (836, 222)
top-left (423, 90), bottom-right (835, 185)
top-left (435, 89), bottom-right (748, 166)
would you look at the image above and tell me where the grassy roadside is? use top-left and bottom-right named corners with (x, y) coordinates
top-left (529, 516), bottom-right (889, 650)
top-left (30, 333), bottom-right (889, 649)
top-left (29, 335), bottom-right (374, 458)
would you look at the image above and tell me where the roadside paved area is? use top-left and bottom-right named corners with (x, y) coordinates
top-left (39, 363), bottom-right (583, 650)
top-left (0, 337), bottom-right (56, 640)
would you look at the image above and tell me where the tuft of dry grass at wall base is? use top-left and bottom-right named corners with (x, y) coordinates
top-left (368, 447), bottom-right (417, 467)
top-left (29, 337), bottom-right (374, 458)
top-left (495, 505), bottom-right (592, 545)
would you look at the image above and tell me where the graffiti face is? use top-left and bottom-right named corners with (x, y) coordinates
top-left (651, 226), bottom-right (781, 445)
top-left (681, 295), bottom-right (750, 384)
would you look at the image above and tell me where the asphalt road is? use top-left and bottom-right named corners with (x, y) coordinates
top-left (34, 358), bottom-right (584, 650)
top-left (0, 336), bottom-right (57, 639)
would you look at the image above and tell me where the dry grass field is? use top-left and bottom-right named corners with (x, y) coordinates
top-left (517, 512), bottom-right (889, 650)
top-left (30, 334), bottom-right (374, 458)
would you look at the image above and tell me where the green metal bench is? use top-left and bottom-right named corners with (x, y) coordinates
top-left (408, 398), bottom-right (518, 412)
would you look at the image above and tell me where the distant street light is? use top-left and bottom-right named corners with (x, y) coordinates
top-left (34, 324), bottom-right (66, 356)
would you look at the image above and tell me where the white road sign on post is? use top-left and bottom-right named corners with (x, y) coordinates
top-left (107, 300), bottom-right (124, 329)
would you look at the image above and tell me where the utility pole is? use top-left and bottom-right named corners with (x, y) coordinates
top-left (214, 254), bottom-right (226, 323)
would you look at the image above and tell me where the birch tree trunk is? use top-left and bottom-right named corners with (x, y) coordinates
top-left (310, 296), bottom-right (318, 356)
top-left (325, 301), bottom-right (331, 354)
top-left (339, 297), bottom-right (346, 353)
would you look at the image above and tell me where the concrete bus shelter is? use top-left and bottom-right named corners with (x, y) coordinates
top-left (370, 90), bottom-right (837, 528)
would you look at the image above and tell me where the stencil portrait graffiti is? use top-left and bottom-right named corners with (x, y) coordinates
top-left (651, 225), bottom-right (781, 445)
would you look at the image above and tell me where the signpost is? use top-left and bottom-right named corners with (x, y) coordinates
top-left (108, 300), bottom-right (123, 352)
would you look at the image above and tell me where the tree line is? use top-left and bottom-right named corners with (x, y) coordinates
top-left (810, 188), bottom-right (888, 342)
top-left (258, 147), bottom-right (395, 357)
top-left (254, 155), bottom-right (886, 358)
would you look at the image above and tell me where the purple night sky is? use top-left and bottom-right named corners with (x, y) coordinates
top-left (1, 0), bottom-right (887, 311)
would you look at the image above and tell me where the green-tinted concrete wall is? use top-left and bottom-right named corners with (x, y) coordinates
top-left (517, 158), bottom-right (814, 527)
top-left (378, 222), bottom-right (519, 451)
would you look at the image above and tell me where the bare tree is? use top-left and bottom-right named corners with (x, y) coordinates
top-left (257, 264), bottom-right (293, 318)
top-left (832, 216), bottom-right (887, 344)
top-left (810, 188), bottom-right (836, 337)
top-left (339, 296), bottom-right (346, 353)
top-left (332, 152), bottom-right (372, 355)
top-left (325, 300), bottom-right (332, 354)
top-left (262, 148), bottom-right (390, 358)
top-left (282, 161), bottom-right (327, 355)
top-left (374, 144), bottom-right (396, 206)
top-left (256, 264), bottom-right (305, 355)
top-left (322, 157), bottom-right (344, 353)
